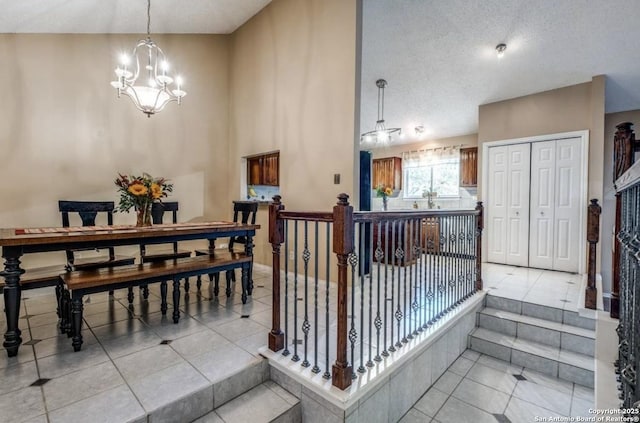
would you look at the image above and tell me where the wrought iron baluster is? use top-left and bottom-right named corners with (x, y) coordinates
top-left (389, 220), bottom-right (396, 352)
top-left (404, 218), bottom-right (411, 342)
top-left (395, 220), bottom-right (403, 349)
top-left (301, 222), bottom-right (311, 368)
top-left (283, 221), bottom-right (290, 357)
top-left (323, 222), bottom-right (331, 379)
top-left (292, 221), bottom-right (299, 362)
top-left (312, 222), bottom-right (320, 374)
top-left (413, 218), bottom-right (421, 334)
top-left (348, 231), bottom-right (358, 379)
top-left (367, 220), bottom-right (374, 368)
top-left (374, 221), bottom-right (383, 362)
top-left (358, 223), bottom-right (366, 374)
top-left (383, 220), bottom-right (390, 356)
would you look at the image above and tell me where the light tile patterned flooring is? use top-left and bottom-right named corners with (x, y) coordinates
top-left (0, 261), bottom-right (593, 422)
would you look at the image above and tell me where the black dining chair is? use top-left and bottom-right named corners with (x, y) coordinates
top-left (59, 201), bottom-right (136, 271)
top-left (138, 202), bottom-right (191, 298)
top-left (195, 201), bottom-right (258, 298)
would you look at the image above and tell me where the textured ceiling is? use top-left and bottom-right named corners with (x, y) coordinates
top-left (360, 0), bottom-right (640, 142)
top-left (0, 0), bottom-right (272, 34)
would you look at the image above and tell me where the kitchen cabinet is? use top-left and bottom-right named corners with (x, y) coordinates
top-left (247, 152), bottom-right (279, 186)
top-left (372, 157), bottom-right (402, 190)
top-left (459, 147), bottom-right (478, 187)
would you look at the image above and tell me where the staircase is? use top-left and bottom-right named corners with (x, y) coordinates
top-left (469, 294), bottom-right (595, 388)
top-left (189, 359), bottom-right (302, 423)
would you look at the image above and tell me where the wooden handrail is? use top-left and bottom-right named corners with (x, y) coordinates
top-left (585, 199), bottom-right (601, 310)
top-left (278, 211), bottom-right (333, 222)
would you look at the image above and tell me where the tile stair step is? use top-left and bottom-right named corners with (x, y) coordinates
top-left (469, 327), bottom-right (594, 388)
top-left (194, 381), bottom-right (301, 423)
top-left (485, 294), bottom-right (596, 330)
top-left (478, 307), bottom-right (595, 356)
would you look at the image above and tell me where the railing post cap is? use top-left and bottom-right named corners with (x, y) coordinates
top-left (337, 193), bottom-right (350, 206)
top-left (590, 198), bottom-right (599, 205)
top-left (272, 195), bottom-right (282, 204)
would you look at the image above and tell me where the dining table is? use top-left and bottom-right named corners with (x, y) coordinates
top-left (0, 221), bottom-right (259, 357)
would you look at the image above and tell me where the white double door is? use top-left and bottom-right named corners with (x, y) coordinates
top-left (487, 138), bottom-right (582, 272)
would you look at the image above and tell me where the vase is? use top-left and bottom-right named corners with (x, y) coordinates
top-left (382, 197), bottom-right (388, 211)
top-left (136, 204), bottom-right (152, 227)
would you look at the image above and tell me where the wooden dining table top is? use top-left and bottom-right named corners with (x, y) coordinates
top-left (0, 221), bottom-right (261, 247)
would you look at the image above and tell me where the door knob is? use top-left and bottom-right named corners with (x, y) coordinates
top-left (515, 211), bottom-right (519, 216)
top-left (541, 211), bottom-right (544, 216)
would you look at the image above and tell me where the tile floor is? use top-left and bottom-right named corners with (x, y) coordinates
top-left (0, 261), bottom-right (594, 422)
top-left (482, 263), bottom-right (584, 311)
top-left (400, 350), bottom-right (595, 423)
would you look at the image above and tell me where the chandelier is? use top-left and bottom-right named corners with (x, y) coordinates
top-left (111, 0), bottom-right (186, 117)
top-left (361, 79), bottom-right (401, 144)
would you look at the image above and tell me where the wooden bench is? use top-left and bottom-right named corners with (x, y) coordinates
top-left (60, 253), bottom-right (251, 351)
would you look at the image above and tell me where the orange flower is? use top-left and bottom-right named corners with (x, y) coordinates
top-left (384, 187), bottom-right (393, 196)
top-left (128, 183), bottom-right (148, 196)
top-left (150, 183), bottom-right (163, 199)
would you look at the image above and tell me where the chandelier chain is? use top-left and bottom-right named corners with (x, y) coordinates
top-left (147, 0), bottom-right (151, 37)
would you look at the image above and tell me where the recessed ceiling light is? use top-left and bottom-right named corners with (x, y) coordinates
top-left (496, 43), bottom-right (507, 58)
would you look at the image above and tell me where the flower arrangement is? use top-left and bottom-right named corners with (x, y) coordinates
top-left (376, 185), bottom-right (393, 211)
top-left (114, 173), bottom-right (173, 226)
top-left (376, 185), bottom-right (393, 199)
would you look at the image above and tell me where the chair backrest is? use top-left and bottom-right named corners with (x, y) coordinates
top-left (229, 201), bottom-right (259, 249)
top-left (58, 201), bottom-right (116, 263)
top-left (151, 201), bottom-right (179, 225)
top-left (232, 201), bottom-right (258, 225)
top-left (142, 202), bottom-right (180, 255)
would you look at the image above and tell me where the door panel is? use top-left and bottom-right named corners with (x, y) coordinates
top-left (553, 137), bottom-right (582, 272)
top-left (505, 144), bottom-right (530, 266)
top-left (529, 141), bottom-right (555, 269)
top-left (487, 147), bottom-right (508, 263)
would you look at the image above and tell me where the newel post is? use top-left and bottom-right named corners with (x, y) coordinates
top-left (332, 193), bottom-right (354, 389)
top-left (585, 199), bottom-right (601, 310)
top-left (268, 195), bottom-right (285, 352)
top-left (475, 202), bottom-right (484, 291)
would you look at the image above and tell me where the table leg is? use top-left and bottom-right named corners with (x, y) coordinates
top-left (172, 278), bottom-right (180, 323)
top-left (71, 293), bottom-right (84, 352)
top-left (241, 266), bottom-right (248, 304)
top-left (160, 281), bottom-right (168, 315)
top-left (245, 234), bottom-right (254, 295)
top-left (2, 249), bottom-right (25, 357)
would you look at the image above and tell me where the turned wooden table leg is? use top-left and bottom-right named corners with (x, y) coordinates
top-left (2, 248), bottom-right (24, 357)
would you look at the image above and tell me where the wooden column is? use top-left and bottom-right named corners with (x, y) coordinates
top-left (332, 193), bottom-right (354, 389)
top-left (268, 195), bottom-right (285, 352)
top-left (585, 199), bottom-right (601, 309)
top-left (612, 122), bottom-right (638, 318)
top-left (475, 202), bottom-right (484, 291)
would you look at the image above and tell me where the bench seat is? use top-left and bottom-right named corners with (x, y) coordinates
top-left (60, 253), bottom-right (252, 351)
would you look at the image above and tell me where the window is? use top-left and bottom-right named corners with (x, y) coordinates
top-left (402, 150), bottom-right (460, 199)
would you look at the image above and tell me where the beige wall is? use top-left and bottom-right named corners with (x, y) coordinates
top-left (477, 76), bottom-right (607, 274)
top-left (0, 34), bottom-right (230, 227)
top-left (478, 76), bottom-right (605, 202)
top-left (229, 0), bottom-right (358, 265)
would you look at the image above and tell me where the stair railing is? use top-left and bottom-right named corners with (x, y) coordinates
top-left (614, 159), bottom-right (640, 409)
top-left (268, 193), bottom-right (483, 390)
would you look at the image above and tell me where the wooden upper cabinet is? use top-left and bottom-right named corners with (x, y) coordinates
top-left (372, 157), bottom-right (402, 190)
top-left (247, 152), bottom-right (280, 186)
top-left (459, 147), bottom-right (478, 187)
